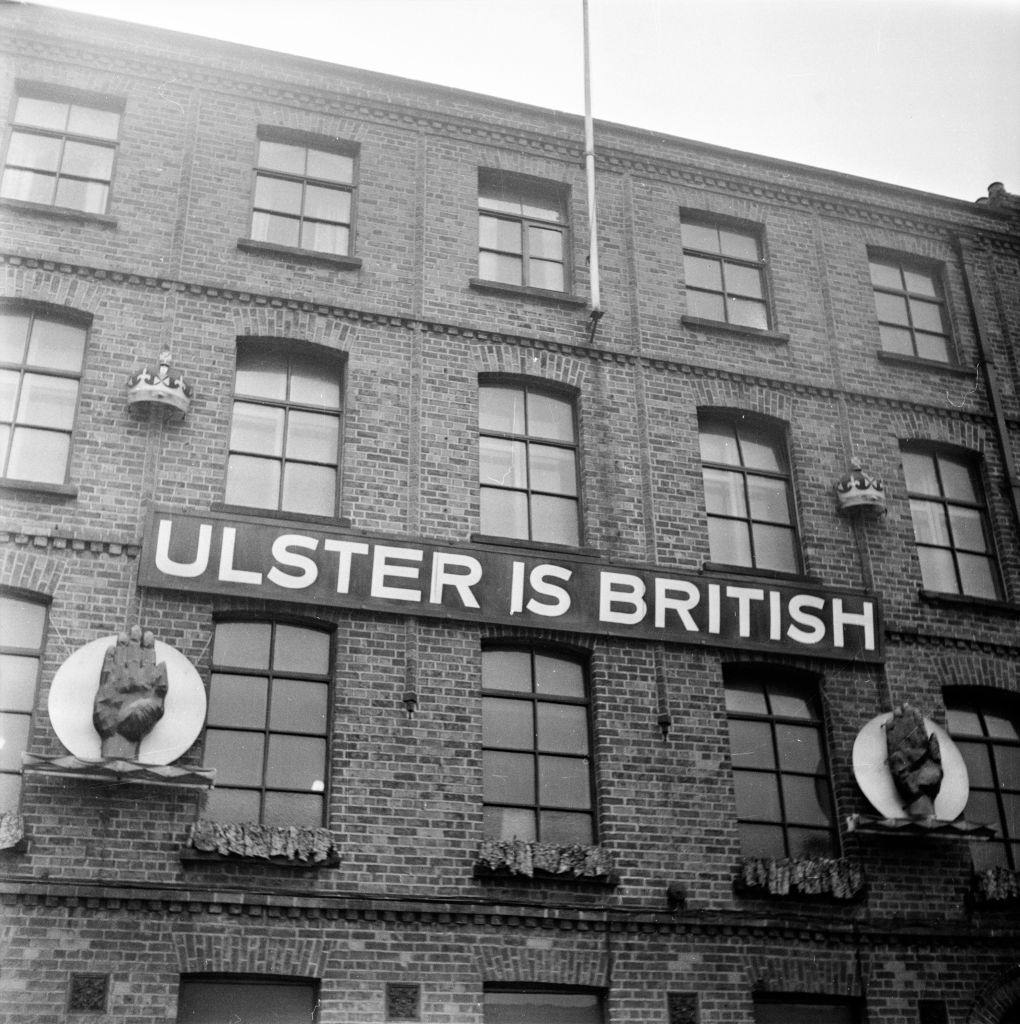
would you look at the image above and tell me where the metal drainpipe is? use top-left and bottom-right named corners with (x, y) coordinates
top-left (954, 233), bottom-right (1020, 534)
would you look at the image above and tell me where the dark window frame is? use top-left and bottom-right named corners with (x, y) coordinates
top-left (725, 664), bottom-right (839, 860)
top-left (900, 442), bottom-right (1002, 601)
top-left (868, 250), bottom-right (955, 364)
top-left (1, 84), bottom-right (122, 215)
top-left (481, 644), bottom-right (597, 846)
top-left (224, 338), bottom-right (345, 519)
top-left (0, 301), bottom-right (89, 488)
top-left (478, 377), bottom-right (582, 547)
top-left (753, 993), bottom-right (861, 1022)
top-left (477, 169), bottom-right (571, 293)
top-left (0, 588), bottom-right (49, 810)
top-left (945, 689), bottom-right (1020, 871)
top-left (681, 211), bottom-right (772, 330)
top-left (176, 974), bottom-right (319, 1023)
top-left (248, 127), bottom-right (359, 258)
top-left (204, 616), bottom-right (334, 828)
top-left (483, 983), bottom-right (606, 1024)
top-left (698, 409), bottom-right (802, 575)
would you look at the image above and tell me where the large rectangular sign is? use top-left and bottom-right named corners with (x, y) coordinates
top-left (138, 510), bottom-right (882, 662)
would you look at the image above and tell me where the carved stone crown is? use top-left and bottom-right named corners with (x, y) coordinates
top-left (835, 459), bottom-right (885, 514)
top-left (127, 349), bottom-right (192, 417)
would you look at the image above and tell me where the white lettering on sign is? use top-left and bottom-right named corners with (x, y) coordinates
top-left (429, 552), bottom-right (482, 609)
top-left (267, 535), bottom-right (319, 589)
top-left (371, 546), bottom-right (423, 602)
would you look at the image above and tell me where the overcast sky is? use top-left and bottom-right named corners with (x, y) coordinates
top-left (37, 0), bottom-right (1020, 203)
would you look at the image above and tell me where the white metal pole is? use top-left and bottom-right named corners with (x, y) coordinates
top-left (582, 0), bottom-right (601, 315)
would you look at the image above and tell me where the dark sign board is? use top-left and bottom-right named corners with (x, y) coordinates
top-left (138, 510), bottom-right (882, 662)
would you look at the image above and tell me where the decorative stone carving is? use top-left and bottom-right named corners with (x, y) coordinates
top-left (835, 458), bottom-right (886, 515)
top-left (884, 702), bottom-right (943, 818)
top-left (92, 625), bottom-right (168, 759)
top-left (127, 348), bottom-right (192, 417)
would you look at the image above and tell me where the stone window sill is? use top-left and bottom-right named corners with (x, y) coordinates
top-left (918, 589), bottom-right (1018, 616)
top-left (468, 278), bottom-right (588, 308)
top-left (0, 478), bottom-right (77, 499)
top-left (473, 839), bottom-right (618, 886)
top-left (681, 315), bottom-right (789, 345)
top-left (735, 855), bottom-right (865, 901)
top-left (184, 820), bottom-right (340, 869)
top-left (237, 237), bottom-right (362, 270)
top-left (876, 350), bottom-right (974, 377)
top-left (0, 196), bottom-right (118, 227)
top-left (702, 562), bottom-right (820, 586)
top-left (211, 502), bottom-right (352, 529)
top-left (470, 533), bottom-right (598, 557)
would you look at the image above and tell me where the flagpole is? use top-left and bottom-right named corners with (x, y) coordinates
top-left (582, 0), bottom-right (603, 328)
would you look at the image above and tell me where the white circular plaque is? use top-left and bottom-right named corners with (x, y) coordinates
top-left (48, 635), bottom-right (206, 764)
top-left (852, 711), bottom-right (969, 821)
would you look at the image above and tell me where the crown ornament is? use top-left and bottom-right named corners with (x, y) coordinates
top-left (127, 348), bottom-right (192, 418)
top-left (835, 458), bottom-right (886, 516)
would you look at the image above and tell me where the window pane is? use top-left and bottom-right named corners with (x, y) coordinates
top-left (281, 462), bottom-right (335, 516)
top-left (480, 487), bottom-right (528, 539)
top-left (699, 422), bottom-right (739, 464)
top-left (14, 97), bottom-right (68, 131)
top-left (0, 315), bottom-right (30, 363)
top-left (534, 655), bottom-right (584, 698)
top-left (948, 506), bottom-right (988, 552)
top-left (726, 262), bottom-right (764, 299)
top-left (902, 450), bottom-right (938, 494)
top-left (482, 649), bottom-right (531, 692)
top-left (225, 455), bottom-right (281, 509)
top-left (485, 805), bottom-right (536, 841)
top-left (914, 332), bottom-right (950, 363)
top-left (26, 319), bottom-right (86, 371)
top-left (917, 546), bottom-right (958, 593)
top-left (687, 289), bottom-right (725, 322)
top-left (289, 357), bottom-right (341, 407)
top-left (540, 810), bottom-right (593, 845)
top-left (5, 131), bottom-right (61, 172)
top-left (0, 713), bottom-right (30, 771)
top-left (902, 267), bottom-right (937, 296)
top-left (910, 499), bottom-right (950, 545)
top-left (985, 713), bottom-right (1020, 740)
top-left (478, 191), bottom-right (521, 215)
top-left (728, 297), bottom-right (769, 330)
top-left (0, 655), bottom-right (39, 711)
top-left (782, 775), bottom-right (832, 826)
top-left (479, 386), bottom-right (525, 434)
top-left (681, 221), bottom-right (720, 252)
top-left (719, 229), bottom-right (759, 260)
top-left (479, 251), bottom-right (522, 285)
top-left (766, 683), bottom-right (815, 720)
top-left (249, 211), bottom-right (300, 248)
top-left (0, 596), bottom-right (46, 646)
top-left (0, 167), bottom-right (56, 205)
top-left (527, 258), bottom-right (564, 291)
top-left (538, 703), bottom-right (589, 755)
top-left (957, 553), bottom-right (998, 599)
top-left (747, 474), bottom-right (791, 523)
top-left (479, 215), bottom-right (522, 254)
top-left (530, 494), bottom-right (579, 545)
top-left (528, 225), bottom-right (563, 260)
top-left (67, 105), bottom-right (120, 140)
top-left (479, 436), bottom-right (527, 488)
top-left (0, 773), bottom-right (21, 809)
top-left (203, 729), bottom-right (265, 787)
top-left (274, 625), bottom-right (330, 676)
top-left (207, 673), bottom-right (268, 729)
top-left (6, 428), bottom-right (70, 483)
top-left (263, 790), bottom-right (322, 827)
top-left (304, 184), bottom-right (351, 222)
top-left (204, 786), bottom-right (260, 823)
top-left (529, 443), bottom-right (577, 495)
top-left (703, 467), bottom-right (746, 517)
top-left (946, 707), bottom-right (982, 736)
top-left (178, 979), bottom-right (317, 1024)
top-left (708, 516), bottom-right (752, 566)
top-left (53, 178), bottom-right (108, 213)
top-left (725, 679), bottom-right (767, 714)
top-left (910, 298), bottom-right (946, 334)
top-left (734, 770), bottom-right (781, 821)
top-left (521, 195), bottom-right (564, 223)
top-left (483, 697), bottom-right (533, 749)
top-left (484, 750), bottom-right (534, 803)
top-left (60, 140), bottom-right (114, 180)
top-left (738, 433), bottom-right (782, 472)
top-left (527, 392), bottom-right (574, 442)
top-left (484, 992), bottom-right (602, 1024)
top-left (739, 821), bottom-right (785, 858)
top-left (684, 254), bottom-right (722, 291)
top-left (995, 747), bottom-right (1020, 789)
top-left (285, 410), bottom-right (339, 463)
top-left (213, 622), bottom-right (271, 670)
top-left (956, 740), bottom-right (993, 787)
top-left (869, 260), bottom-right (902, 289)
top-left (775, 724), bottom-right (823, 772)
top-left (538, 755), bottom-right (591, 808)
top-left (938, 457), bottom-right (977, 502)
top-left (306, 149), bottom-right (353, 183)
top-left (879, 324), bottom-right (914, 355)
top-left (301, 220), bottom-right (349, 255)
top-left (728, 719), bottom-right (775, 769)
top-left (235, 348), bottom-right (287, 399)
top-left (253, 174), bottom-right (302, 215)
top-left (230, 403), bottom-right (284, 456)
top-left (787, 827), bottom-right (835, 858)
top-left (257, 140), bottom-right (306, 174)
top-left (265, 735), bottom-right (326, 791)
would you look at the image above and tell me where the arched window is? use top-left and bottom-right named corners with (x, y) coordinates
top-left (225, 340), bottom-right (343, 517)
top-left (203, 620), bottom-right (332, 827)
top-left (945, 690), bottom-right (1020, 870)
top-left (0, 591), bottom-right (48, 808)
top-left (482, 646), bottom-right (593, 845)
top-left (725, 665), bottom-right (836, 859)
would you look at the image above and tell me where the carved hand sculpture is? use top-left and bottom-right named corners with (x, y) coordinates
top-left (884, 702), bottom-right (943, 818)
top-left (92, 626), bottom-right (169, 759)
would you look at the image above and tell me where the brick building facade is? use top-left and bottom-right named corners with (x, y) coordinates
top-left (1, 5), bottom-right (1019, 1022)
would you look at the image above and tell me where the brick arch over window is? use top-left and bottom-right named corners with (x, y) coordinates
top-left (475, 944), bottom-right (608, 988)
top-left (968, 965), bottom-right (1020, 1024)
top-left (174, 931), bottom-right (327, 978)
top-left (0, 270), bottom-right (105, 317)
top-left (228, 307), bottom-right (352, 354)
top-left (689, 380), bottom-right (797, 425)
top-left (473, 345), bottom-right (588, 391)
top-left (745, 953), bottom-right (861, 997)
top-left (0, 549), bottom-right (62, 597)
